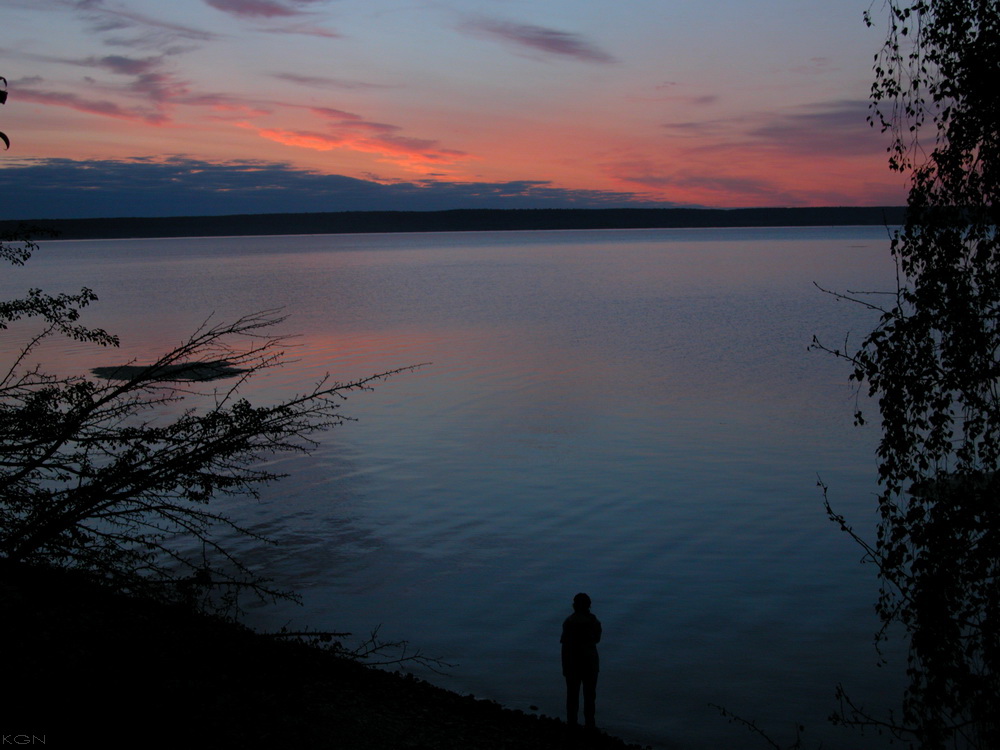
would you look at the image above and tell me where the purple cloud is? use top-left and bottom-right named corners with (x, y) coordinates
top-left (204, 0), bottom-right (299, 18)
top-left (627, 170), bottom-right (784, 199)
top-left (660, 100), bottom-right (884, 158)
top-left (14, 86), bottom-right (168, 124)
top-left (305, 107), bottom-right (401, 135)
top-left (308, 106), bottom-right (365, 121)
top-left (652, 94), bottom-right (718, 107)
top-left (258, 23), bottom-right (343, 39)
top-left (660, 120), bottom-right (729, 139)
top-left (129, 71), bottom-right (189, 103)
top-left (87, 55), bottom-right (162, 76)
top-left (460, 18), bottom-right (616, 63)
top-left (274, 73), bottom-right (386, 91)
top-left (203, 0), bottom-right (329, 19)
top-left (75, 2), bottom-right (216, 47)
top-left (748, 100), bottom-right (884, 157)
top-left (788, 57), bottom-right (836, 75)
top-left (51, 53), bottom-right (190, 110)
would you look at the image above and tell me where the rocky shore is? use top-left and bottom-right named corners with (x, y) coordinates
top-left (1, 562), bottom-right (649, 749)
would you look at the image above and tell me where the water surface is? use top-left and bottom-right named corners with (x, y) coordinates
top-left (1, 227), bottom-right (905, 749)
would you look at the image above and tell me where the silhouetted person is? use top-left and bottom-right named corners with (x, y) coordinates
top-left (561, 592), bottom-right (602, 729)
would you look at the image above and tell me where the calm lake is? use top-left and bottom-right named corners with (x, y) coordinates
top-left (3, 226), bottom-right (907, 749)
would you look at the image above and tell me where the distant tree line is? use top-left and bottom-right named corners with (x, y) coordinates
top-left (0, 206), bottom-right (907, 241)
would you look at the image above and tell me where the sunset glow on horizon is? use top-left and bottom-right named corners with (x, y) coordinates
top-left (1, 0), bottom-right (907, 218)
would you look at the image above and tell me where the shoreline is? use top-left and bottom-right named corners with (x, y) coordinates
top-left (2, 561), bottom-right (651, 749)
top-left (1, 206), bottom-right (905, 241)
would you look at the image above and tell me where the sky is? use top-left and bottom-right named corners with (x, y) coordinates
top-left (0, 0), bottom-right (908, 218)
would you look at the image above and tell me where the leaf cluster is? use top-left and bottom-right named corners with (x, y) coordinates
top-left (0, 75), bottom-right (8, 149)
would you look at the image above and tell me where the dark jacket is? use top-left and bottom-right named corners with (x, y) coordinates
top-left (561, 611), bottom-right (602, 678)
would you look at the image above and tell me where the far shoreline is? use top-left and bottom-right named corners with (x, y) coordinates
top-left (1, 206), bottom-right (905, 241)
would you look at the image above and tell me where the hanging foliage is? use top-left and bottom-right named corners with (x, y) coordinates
top-left (817, 3), bottom-right (1000, 747)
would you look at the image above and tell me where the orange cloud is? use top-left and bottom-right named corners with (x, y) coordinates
top-left (245, 122), bottom-right (469, 172)
top-left (256, 127), bottom-right (346, 151)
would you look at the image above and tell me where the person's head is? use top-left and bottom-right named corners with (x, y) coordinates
top-left (573, 592), bottom-right (592, 613)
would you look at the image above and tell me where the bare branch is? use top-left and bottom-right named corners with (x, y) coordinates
top-left (2, 299), bottom-right (421, 611)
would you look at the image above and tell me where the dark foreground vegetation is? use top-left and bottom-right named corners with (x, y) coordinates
top-left (1, 561), bottom-right (647, 749)
top-left (0, 206), bottom-right (905, 241)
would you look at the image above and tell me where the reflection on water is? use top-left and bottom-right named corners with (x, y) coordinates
top-left (1, 227), bottom-right (905, 749)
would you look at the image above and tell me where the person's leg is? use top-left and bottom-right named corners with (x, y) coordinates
top-left (582, 674), bottom-right (597, 728)
top-left (565, 675), bottom-right (582, 725)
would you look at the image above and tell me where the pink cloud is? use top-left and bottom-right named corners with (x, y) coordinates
top-left (605, 106), bottom-right (897, 207)
top-left (182, 93), bottom-right (272, 117)
top-left (15, 87), bottom-right (168, 125)
top-left (605, 159), bottom-right (803, 206)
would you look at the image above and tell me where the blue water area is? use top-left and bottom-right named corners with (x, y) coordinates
top-left (0, 226), bottom-right (906, 749)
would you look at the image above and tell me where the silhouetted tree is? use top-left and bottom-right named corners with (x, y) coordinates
top-left (1, 238), bottom-right (410, 606)
top-left (1, 79), bottom-right (410, 608)
top-left (815, 3), bottom-right (1000, 747)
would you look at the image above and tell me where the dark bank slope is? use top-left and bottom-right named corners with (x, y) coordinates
top-left (1, 562), bottom-right (648, 750)
top-left (3, 206), bottom-right (905, 240)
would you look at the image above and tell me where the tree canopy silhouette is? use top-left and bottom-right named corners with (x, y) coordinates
top-left (816, 3), bottom-right (999, 747)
